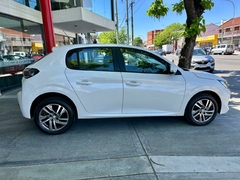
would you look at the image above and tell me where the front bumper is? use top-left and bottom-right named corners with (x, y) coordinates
top-left (191, 62), bottom-right (215, 71)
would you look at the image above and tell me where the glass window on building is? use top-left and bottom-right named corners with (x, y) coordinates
top-left (83, 0), bottom-right (113, 20)
top-left (0, 13), bottom-right (43, 91)
top-left (13, 0), bottom-right (37, 9)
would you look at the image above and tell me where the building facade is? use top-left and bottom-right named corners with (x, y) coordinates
top-left (196, 23), bottom-right (219, 48)
top-left (218, 16), bottom-right (240, 47)
top-left (0, 0), bottom-right (115, 55)
top-left (0, 0), bottom-right (115, 92)
top-left (146, 29), bottom-right (163, 50)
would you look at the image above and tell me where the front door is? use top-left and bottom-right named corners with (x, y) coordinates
top-left (119, 48), bottom-right (186, 115)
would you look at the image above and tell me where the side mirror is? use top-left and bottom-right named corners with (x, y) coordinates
top-left (170, 64), bottom-right (178, 74)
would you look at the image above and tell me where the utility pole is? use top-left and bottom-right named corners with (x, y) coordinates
top-left (115, 0), bottom-right (119, 44)
top-left (225, 0), bottom-right (235, 45)
top-left (130, 0), bottom-right (134, 45)
top-left (126, 0), bottom-right (129, 45)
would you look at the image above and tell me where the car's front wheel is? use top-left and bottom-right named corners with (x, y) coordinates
top-left (185, 93), bottom-right (218, 126)
top-left (34, 97), bottom-right (76, 135)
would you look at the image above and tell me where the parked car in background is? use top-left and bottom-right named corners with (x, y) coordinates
top-left (173, 48), bottom-right (215, 73)
top-left (2, 55), bottom-right (24, 61)
top-left (203, 47), bottom-right (212, 54)
top-left (154, 49), bottom-right (166, 56)
top-left (211, 44), bottom-right (235, 55)
top-left (18, 44), bottom-right (230, 134)
top-left (13, 52), bottom-right (26, 57)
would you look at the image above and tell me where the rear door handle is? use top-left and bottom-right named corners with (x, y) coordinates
top-left (76, 80), bottom-right (92, 85)
top-left (125, 81), bottom-right (141, 86)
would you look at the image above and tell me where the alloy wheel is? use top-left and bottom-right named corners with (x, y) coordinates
top-left (38, 103), bottom-right (70, 132)
top-left (191, 98), bottom-right (215, 123)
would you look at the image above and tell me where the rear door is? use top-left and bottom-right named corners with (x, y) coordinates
top-left (65, 47), bottom-right (123, 114)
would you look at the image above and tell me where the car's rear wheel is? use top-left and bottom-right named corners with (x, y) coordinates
top-left (185, 93), bottom-right (218, 126)
top-left (34, 98), bottom-right (76, 135)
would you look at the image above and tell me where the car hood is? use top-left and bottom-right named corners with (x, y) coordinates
top-left (192, 55), bottom-right (213, 61)
top-left (191, 70), bottom-right (223, 81)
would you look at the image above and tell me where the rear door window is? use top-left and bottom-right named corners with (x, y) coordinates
top-left (66, 47), bottom-right (114, 71)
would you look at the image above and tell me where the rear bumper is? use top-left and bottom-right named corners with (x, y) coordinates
top-left (17, 90), bottom-right (31, 119)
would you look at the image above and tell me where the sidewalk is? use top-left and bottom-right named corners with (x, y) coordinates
top-left (1, 87), bottom-right (240, 180)
top-left (233, 50), bottom-right (240, 55)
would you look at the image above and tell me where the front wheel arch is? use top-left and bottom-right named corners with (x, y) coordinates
top-left (186, 91), bottom-right (222, 114)
top-left (184, 92), bottom-right (221, 125)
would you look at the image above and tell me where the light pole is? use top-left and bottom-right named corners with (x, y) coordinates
top-left (225, 0), bottom-right (235, 44)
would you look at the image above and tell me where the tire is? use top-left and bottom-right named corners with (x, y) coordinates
top-left (185, 93), bottom-right (218, 126)
top-left (208, 69), bottom-right (214, 73)
top-left (34, 97), bottom-right (76, 135)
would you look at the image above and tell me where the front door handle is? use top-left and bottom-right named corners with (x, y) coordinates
top-left (125, 81), bottom-right (141, 86)
top-left (76, 80), bottom-right (92, 85)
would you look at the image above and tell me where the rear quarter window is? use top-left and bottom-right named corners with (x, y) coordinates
top-left (66, 51), bottom-right (78, 69)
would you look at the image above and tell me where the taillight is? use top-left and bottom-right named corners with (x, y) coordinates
top-left (23, 68), bottom-right (39, 79)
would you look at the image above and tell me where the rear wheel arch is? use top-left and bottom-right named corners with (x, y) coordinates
top-left (30, 92), bottom-right (78, 118)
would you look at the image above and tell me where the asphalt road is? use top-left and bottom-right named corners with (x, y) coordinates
top-left (0, 54), bottom-right (240, 180)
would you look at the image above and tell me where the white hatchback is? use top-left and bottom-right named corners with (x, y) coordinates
top-left (17, 44), bottom-right (231, 134)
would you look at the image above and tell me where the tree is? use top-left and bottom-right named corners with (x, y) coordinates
top-left (98, 28), bottom-right (128, 44)
top-left (133, 37), bottom-right (143, 46)
top-left (154, 23), bottom-right (184, 48)
top-left (147, 0), bottom-right (214, 69)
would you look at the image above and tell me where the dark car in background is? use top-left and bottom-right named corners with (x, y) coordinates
top-left (203, 47), bottom-right (212, 55)
top-left (2, 55), bottom-right (23, 61)
top-left (154, 49), bottom-right (166, 56)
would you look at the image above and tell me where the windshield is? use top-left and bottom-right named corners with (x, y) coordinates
top-left (193, 49), bottom-right (206, 56)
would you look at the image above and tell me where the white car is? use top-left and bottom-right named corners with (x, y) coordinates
top-left (17, 44), bottom-right (230, 134)
top-left (211, 44), bottom-right (235, 55)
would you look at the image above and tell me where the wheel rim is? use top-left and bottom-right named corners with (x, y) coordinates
top-left (191, 98), bottom-right (216, 123)
top-left (38, 103), bottom-right (69, 132)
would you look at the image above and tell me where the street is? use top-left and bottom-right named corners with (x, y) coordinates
top-left (0, 54), bottom-right (240, 180)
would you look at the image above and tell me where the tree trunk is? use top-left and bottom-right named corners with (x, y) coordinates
top-left (178, 0), bottom-right (204, 69)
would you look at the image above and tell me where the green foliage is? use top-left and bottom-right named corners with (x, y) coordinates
top-left (172, 0), bottom-right (184, 14)
top-left (183, 16), bottom-right (206, 38)
top-left (133, 37), bottom-right (143, 46)
top-left (146, 0), bottom-right (169, 19)
top-left (201, 0), bottom-right (214, 10)
top-left (154, 23), bottom-right (184, 48)
top-left (147, 0), bottom-right (214, 37)
top-left (98, 28), bottom-right (128, 44)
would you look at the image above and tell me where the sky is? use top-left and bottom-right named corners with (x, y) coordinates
top-left (117, 0), bottom-right (240, 41)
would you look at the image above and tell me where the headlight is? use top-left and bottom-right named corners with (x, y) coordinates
top-left (218, 80), bottom-right (228, 88)
top-left (209, 58), bottom-right (214, 62)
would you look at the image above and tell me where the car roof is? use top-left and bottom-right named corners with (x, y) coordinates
top-left (52, 44), bottom-right (148, 52)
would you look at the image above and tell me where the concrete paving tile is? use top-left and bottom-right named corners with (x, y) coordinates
top-left (1, 118), bottom-right (144, 164)
top-left (157, 172), bottom-right (240, 180)
top-left (90, 174), bottom-right (157, 180)
top-left (0, 156), bottom-right (153, 180)
top-left (132, 115), bottom-right (240, 157)
top-left (150, 156), bottom-right (240, 173)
